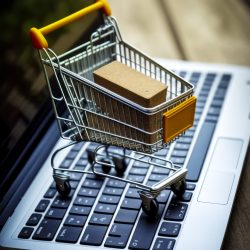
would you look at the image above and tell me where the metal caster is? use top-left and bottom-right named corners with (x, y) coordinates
top-left (112, 155), bottom-right (127, 175)
top-left (171, 179), bottom-right (186, 197)
top-left (139, 191), bottom-right (159, 218)
top-left (54, 173), bottom-right (71, 197)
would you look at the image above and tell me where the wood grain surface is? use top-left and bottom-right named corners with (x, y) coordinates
top-left (108, 0), bottom-right (250, 249)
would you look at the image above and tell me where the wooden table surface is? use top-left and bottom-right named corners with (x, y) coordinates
top-left (108, 0), bottom-right (250, 249)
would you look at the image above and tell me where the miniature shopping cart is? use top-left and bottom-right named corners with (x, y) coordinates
top-left (29, 0), bottom-right (196, 217)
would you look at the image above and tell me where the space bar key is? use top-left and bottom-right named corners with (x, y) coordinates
top-left (129, 205), bottom-right (164, 250)
top-left (186, 121), bottom-right (216, 182)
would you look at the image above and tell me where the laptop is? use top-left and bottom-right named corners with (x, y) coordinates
top-left (1, 9), bottom-right (250, 250)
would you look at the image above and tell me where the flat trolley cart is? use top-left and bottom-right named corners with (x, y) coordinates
top-left (29, 0), bottom-right (196, 217)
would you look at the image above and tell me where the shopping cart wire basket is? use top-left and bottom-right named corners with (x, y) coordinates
top-left (29, 0), bottom-right (196, 217)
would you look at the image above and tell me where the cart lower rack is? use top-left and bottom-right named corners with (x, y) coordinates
top-left (29, 0), bottom-right (196, 217)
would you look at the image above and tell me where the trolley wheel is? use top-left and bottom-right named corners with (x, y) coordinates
top-left (56, 180), bottom-right (71, 197)
top-left (141, 199), bottom-right (159, 218)
top-left (87, 149), bottom-right (95, 163)
top-left (171, 179), bottom-right (186, 197)
top-left (101, 158), bottom-right (112, 174)
top-left (112, 155), bottom-right (127, 175)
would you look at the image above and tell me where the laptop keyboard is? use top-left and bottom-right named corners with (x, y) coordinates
top-left (18, 71), bottom-right (231, 249)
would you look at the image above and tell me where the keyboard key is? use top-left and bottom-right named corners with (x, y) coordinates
top-left (153, 238), bottom-right (175, 250)
top-left (82, 178), bottom-right (103, 189)
top-left (153, 148), bottom-right (168, 157)
top-left (159, 222), bottom-right (181, 237)
top-left (106, 179), bottom-right (127, 188)
top-left (186, 121), bottom-right (216, 182)
top-left (66, 150), bottom-right (78, 160)
top-left (56, 226), bottom-right (82, 243)
top-left (81, 225), bottom-right (108, 246)
top-left (33, 219), bottom-right (61, 241)
top-left (105, 223), bottom-right (133, 248)
top-left (64, 215), bottom-right (87, 227)
top-left (74, 196), bottom-right (95, 206)
top-left (115, 209), bottom-right (139, 224)
top-left (129, 167), bottom-right (148, 176)
top-left (151, 166), bottom-right (170, 175)
top-left (69, 205), bottom-right (91, 215)
top-left (45, 208), bottom-right (67, 220)
top-left (51, 197), bottom-right (71, 209)
top-left (35, 199), bottom-right (50, 212)
top-left (164, 202), bottom-right (188, 221)
top-left (121, 198), bottom-right (141, 210)
top-left (126, 188), bottom-right (140, 199)
top-left (44, 188), bottom-right (57, 199)
top-left (127, 174), bottom-right (145, 183)
top-left (26, 213), bottom-right (42, 226)
top-left (68, 172), bottom-right (83, 181)
top-left (186, 183), bottom-right (196, 190)
top-left (78, 187), bottom-right (99, 197)
top-left (18, 227), bottom-right (34, 239)
top-left (149, 174), bottom-right (168, 182)
top-left (95, 203), bottom-right (117, 214)
top-left (171, 150), bottom-right (188, 158)
top-left (99, 195), bottom-right (121, 204)
top-left (89, 213), bottom-right (113, 226)
top-left (60, 158), bottom-right (73, 169)
top-left (103, 187), bottom-right (124, 196)
top-left (156, 190), bottom-right (171, 204)
top-left (129, 205), bottom-right (164, 249)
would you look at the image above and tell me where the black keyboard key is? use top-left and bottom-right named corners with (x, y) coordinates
top-left (164, 202), bottom-right (188, 221)
top-left (105, 223), bottom-right (133, 248)
top-left (66, 150), bottom-right (78, 160)
top-left (71, 142), bottom-right (84, 151)
top-left (99, 195), bottom-right (121, 204)
top-left (127, 175), bottom-right (145, 183)
top-left (78, 187), bottom-right (99, 197)
top-left (82, 178), bottom-right (103, 189)
top-left (74, 196), bottom-right (95, 206)
top-left (151, 166), bottom-right (170, 175)
top-left (64, 215), bottom-right (87, 227)
top-left (68, 172), bottom-right (83, 181)
top-left (35, 199), bottom-right (50, 212)
top-left (18, 227), bottom-right (34, 239)
top-left (115, 209), bottom-right (139, 224)
top-left (26, 213), bottom-right (42, 226)
top-left (129, 205), bottom-right (164, 249)
top-left (69, 205), bottom-right (91, 215)
top-left (156, 190), bottom-right (171, 204)
top-left (129, 167), bottom-right (148, 176)
top-left (56, 226), bottom-right (82, 243)
top-left (186, 121), bottom-right (216, 181)
top-left (60, 158), bottom-right (73, 169)
top-left (95, 203), bottom-right (117, 214)
top-left (81, 225), bottom-right (108, 246)
top-left (89, 213), bottom-right (113, 226)
top-left (153, 238), bottom-right (175, 250)
top-left (159, 222), bottom-right (181, 237)
top-left (103, 187), bottom-right (124, 196)
top-left (170, 157), bottom-right (185, 165)
top-left (186, 183), bottom-right (196, 190)
top-left (51, 197), bottom-right (71, 209)
top-left (126, 188), bottom-right (140, 199)
top-left (207, 106), bottom-right (221, 117)
top-left (45, 208), bottom-right (66, 220)
top-left (33, 219), bottom-right (61, 241)
top-left (121, 198), bottom-right (141, 210)
top-left (106, 179), bottom-right (127, 188)
top-left (44, 188), bottom-right (57, 199)
top-left (149, 174), bottom-right (168, 182)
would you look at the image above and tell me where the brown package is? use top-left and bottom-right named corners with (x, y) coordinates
top-left (85, 61), bottom-right (167, 146)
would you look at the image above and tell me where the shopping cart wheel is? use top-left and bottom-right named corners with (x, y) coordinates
top-left (171, 179), bottom-right (186, 197)
top-left (56, 180), bottom-right (71, 197)
top-left (101, 158), bottom-right (112, 174)
top-left (139, 191), bottom-right (159, 218)
top-left (54, 173), bottom-right (71, 197)
top-left (112, 155), bottom-right (126, 175)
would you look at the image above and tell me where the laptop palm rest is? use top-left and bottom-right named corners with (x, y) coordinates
top-left (198, 138), bottom-right (243, 204)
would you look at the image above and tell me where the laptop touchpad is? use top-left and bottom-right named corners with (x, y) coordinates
top-left (198, 138), bottom-right (243, 205)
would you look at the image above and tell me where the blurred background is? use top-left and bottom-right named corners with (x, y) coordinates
top-left (0, 0), bottom-right (250, 249)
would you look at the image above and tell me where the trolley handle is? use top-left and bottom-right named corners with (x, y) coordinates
top-left (29, 0), bottom-right (111, 49)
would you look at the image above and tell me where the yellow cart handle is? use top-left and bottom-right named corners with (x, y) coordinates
top-left (30, 0), bottom-right (111, 49)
